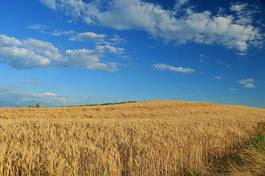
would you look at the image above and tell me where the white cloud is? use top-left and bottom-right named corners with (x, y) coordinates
top-left (69, 32), bottom-right (126, 48)
top-left (0, 35), bottom-right (62, 69)
top-left (238, 78), bottom-right (256, 88)
top-left (230, 3), bottom-right (258, 25)
top-left (96, 44), bottom-right (124, 54)
top-left (109, 35), bottom-right (127, 45)
top-left (28, 24), bottom-right (76, 36)
top-left (70, 32), bottom-right (106, 42)
top-left (24, 39), bottom-right (62, 61)
top-left (230, 3), bottom-right (247, 12)
top-left (153, 63), bottom-right (195, 74)
top-left (0, 34), bottom-right (22, 46)
top-left (65, 49), bottom-right (117, 72)
top-left (175, 0), bottom-right (189, 8)
top-left (0, 88), bottom-right (118, 107)
top-left (27, 24), bottom-right (127, 50)
top-left (0, 47), bottom-right (51, 68)
top-left (49, 30), bottom-right (76, 36)
top-left (40, 0), bottom-right (263, 53)
top-left (0, 88), bottom-right (70, 106)
top-left (0, 33), bottom-right (119, 72)
top-left (68, 32), bottom-right (126, 57)
top-left (40, 0), bottom-right (56, 10)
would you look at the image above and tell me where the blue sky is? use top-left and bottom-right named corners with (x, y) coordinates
top-left (0, 0), bottom-right (264, 107)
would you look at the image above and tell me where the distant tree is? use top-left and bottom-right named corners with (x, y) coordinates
top-left (35, 104), bottom-right (41, 108)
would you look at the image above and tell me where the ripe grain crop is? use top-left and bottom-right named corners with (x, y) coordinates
top-left (0, 101), bottom-right (264, 175)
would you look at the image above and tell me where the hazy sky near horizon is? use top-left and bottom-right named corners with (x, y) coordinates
top-left (0, 0), bottom-right (265, 107)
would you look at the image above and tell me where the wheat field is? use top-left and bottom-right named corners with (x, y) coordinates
top-left (0, 101), bottom-right (265, 176)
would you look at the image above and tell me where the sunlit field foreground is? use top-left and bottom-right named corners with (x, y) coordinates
top-left (0, 101), bottom-right (265, 176)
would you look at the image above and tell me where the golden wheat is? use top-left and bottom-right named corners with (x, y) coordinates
top-left (0, 101), bottom-right (264, 175)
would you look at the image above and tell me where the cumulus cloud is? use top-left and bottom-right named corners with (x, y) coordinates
top-left (39, 0), bottom-right (263, 53)
top-left (238, 78), bottom-right (256, 88)
top-left (0, 34), bottom-right (61, 69)
top-left (0, 33), bottom-right (120, 72)
top-left (65, 49), bottom-right (117, 72)
top-left (0, 88), bottom-right (70, 107)
top-left (0, 34), bottom-right (22, 46)
top-left (230, 3), bottom-right (259, 26)
top-left (153, 63), bottom-right (195, 74)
